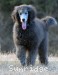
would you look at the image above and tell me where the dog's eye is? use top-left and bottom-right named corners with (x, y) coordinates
top-left (20, 12), bottom-right (22, 15)
top-left (25, 12), bottom-right (28, 15)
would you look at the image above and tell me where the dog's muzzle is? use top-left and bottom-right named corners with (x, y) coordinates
top-left (20, 13), bottom-right (28, 30)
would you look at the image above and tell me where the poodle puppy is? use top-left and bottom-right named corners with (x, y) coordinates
top-left (11, 4), bottom-right (57, 66)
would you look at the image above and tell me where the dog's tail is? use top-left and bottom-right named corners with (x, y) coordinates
top-left (41, 16), bottom-right (57, 28)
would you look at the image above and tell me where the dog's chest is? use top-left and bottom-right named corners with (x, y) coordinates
top-left (17, 29), bottom-right (35, 46)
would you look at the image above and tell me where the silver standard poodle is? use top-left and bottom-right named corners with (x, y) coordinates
top-left (11, 4), bottom-right (57, 66)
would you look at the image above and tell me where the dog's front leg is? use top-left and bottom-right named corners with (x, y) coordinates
top-left (27, 47), bottom-right (38, 66)
top-left (16, 45), bottom-right (26, 66)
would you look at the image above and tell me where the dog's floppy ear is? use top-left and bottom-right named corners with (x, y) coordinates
top-left (41, 16), bottom-right (57, 28)
top-left (11, 6), bottom-right (19, 22)
top-left (28, 5), bottom-right (37, 20)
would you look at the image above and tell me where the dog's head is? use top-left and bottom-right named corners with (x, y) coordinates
top-left (11, 4), bottom-right (37, 30)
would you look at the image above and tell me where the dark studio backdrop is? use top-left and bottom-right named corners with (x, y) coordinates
top-left (0, 0), bottom-right (58, 55)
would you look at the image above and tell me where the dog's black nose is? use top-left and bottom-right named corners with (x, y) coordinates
top-left (22, 19), bottom-right (25, 22)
